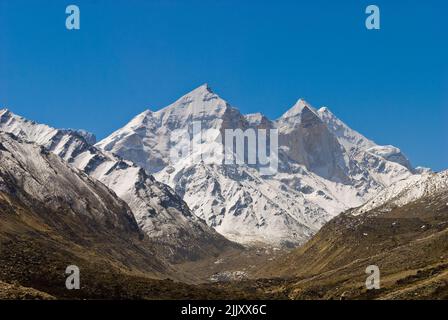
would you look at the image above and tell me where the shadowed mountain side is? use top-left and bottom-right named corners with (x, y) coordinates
top-left (0, 132), bottom-right (208, 297)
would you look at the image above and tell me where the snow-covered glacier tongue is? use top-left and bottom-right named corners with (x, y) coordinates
top-left (95, 84), bottom-right (422, 247)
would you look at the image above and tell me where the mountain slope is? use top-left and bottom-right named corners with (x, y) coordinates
top-left (257, 170), bottom-right (448, 299)
top-left (0, 108), bottom-right (238, 263)
top-left (96, 84), bottom-right (419, 246)
top-left (0, 132), bottom-right (187, 295)
top-left (0, 132), bottom-right (282, 299)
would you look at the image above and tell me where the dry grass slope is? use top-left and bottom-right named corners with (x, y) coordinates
top-left (254, 182), bottom-right (448, 299)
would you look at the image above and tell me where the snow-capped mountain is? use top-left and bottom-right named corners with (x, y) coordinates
top-left (96, 84), bottom-right (420, 246)
top-left (352, 170), bottom-right (448, 216)
top-left (0, 108), bottom-right (237, 262)
top-left (0, 131), bottom-right (176, 279)
top-left (0, 131), bottom-right (137, 233)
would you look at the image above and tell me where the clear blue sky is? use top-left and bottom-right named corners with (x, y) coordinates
top-left (0, 0), bottom-right (446, 170)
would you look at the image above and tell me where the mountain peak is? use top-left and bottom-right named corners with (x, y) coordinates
top-left (317, 106), bottom-right (338, 121)
top-left (155, 83), bottom-right (230, 118)
top-left (196, 83), bottom-right (212, 92)
top-left (184, 83), bottom-right (215, 98)
top-left (124, 109), bottom-right (154, 129)
top-left (0, 108), bottom-right (11, 117)
top-left (317, 106), bottom-right (376, 154)
top-left (281, 98), bottom-right (316, 119)
top-left (166, 83), bottom-right (218, 106)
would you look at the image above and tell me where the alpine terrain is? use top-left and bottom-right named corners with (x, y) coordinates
top-left (0, 131), bottom-right (180, 297)
top-left (96, 84), bottom-right (423, 246)
top-left (0, 84), bottom-right (445, 300)
top-left (256, 170), bottom-right (448, 299)
top-left (0, 108), bottom-right (239, 263)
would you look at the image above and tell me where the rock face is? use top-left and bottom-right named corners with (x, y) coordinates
top-left (257, 170), bottom-right (448, 299)
top-left (0, 132), bottom-right (138, 234)
top-left (0, 108), bottom-right (238, 263)
top-left (0, 132), bottom-right (176, 285)
top-left (0, 134), bottom-right (252, 298)
top-left (95, 84), bottom-right (419, 246)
